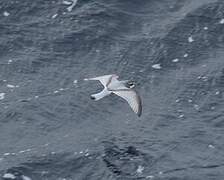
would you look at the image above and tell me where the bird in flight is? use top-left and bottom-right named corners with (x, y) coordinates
top-left (84, 74), bottom-right (142, 117)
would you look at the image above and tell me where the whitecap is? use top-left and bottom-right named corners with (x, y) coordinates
top-left (136, 165), bottom-right (144, 174)
top-left (208, 144), bottom-right (215, 149)
top-left (62, 0), bottom-right (72, 5)
top-left (3, 173), bottom-right (16, 179)
top-left (7, 84), bottom-right (15, 88)
top-left (179, 114), bottom-right (184, 118)
top-left (3, 11), bottom-right (10, 17)
top-left (21, 175), bottom-right (32, 180)
top-left (183, 53), bottom-right (188, 58)
top-left (52, 14), bottom-right (58, 19)
top-left (193, 104), bottom-right (199, 110)
top-left (8, 59), bottom-right (13, 64)
top-left (152, 64), bottom-right (161, 69)
top-left (188, 36), bottom-right (194, 43)
top-left (67, 0), bottom-right (78, 12)
top-left (19, 149), bottom-right (31, 153)
top-left (146, 175), bottom-right (154, 179)
top-left (0, 93), bottom-right (5, 100)
top-left (215, 91), bottom-right (220, 95)
top-left (172, 58), bottom-right (179, 62)
top-left (219, 19), bottom-right (224, 24)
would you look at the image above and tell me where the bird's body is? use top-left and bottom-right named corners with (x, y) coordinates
top-left (84, 74), bottom-right (142, 117)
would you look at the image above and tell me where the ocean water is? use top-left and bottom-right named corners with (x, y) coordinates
top-left (0, 0), bottom-right (224, 179)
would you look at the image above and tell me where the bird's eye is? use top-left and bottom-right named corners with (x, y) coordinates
top-left (127, 81), bottom-right (135, 88)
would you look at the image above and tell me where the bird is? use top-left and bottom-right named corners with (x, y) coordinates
top-left (84, 74), bottom-right (142, 117)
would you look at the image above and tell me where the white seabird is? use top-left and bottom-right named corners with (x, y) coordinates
top-left (85, 74), bottom-right (142, 117)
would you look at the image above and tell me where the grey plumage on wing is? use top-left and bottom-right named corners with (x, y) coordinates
top-left (84, 74), bottom-right (142, 117)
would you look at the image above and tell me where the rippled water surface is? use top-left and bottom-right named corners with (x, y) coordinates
top-left (1, 0), bottom-right (224, 179)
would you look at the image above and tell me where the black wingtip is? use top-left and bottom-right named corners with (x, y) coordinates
top-left (137, 100), bottom-right (142, 117)
top-left (90, 95), bottom-right (96, 100)
top-left (137, 111), bottom-right (142, 117)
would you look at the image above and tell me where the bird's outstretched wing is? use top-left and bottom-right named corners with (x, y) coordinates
top-left (112, 89), bottom-right (142, 117)
top-left (84, 74), bottom-right (118, 87)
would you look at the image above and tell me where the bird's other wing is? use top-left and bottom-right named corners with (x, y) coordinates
top-left (84, 74), bottom-right (118, 87)
top-left (90, 88), bottom-right (111, 101)
top-left (112, 89), bottom-right (142, 117)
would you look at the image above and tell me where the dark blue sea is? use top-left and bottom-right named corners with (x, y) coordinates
top-left (1, 0), bottom-right (224, 179)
